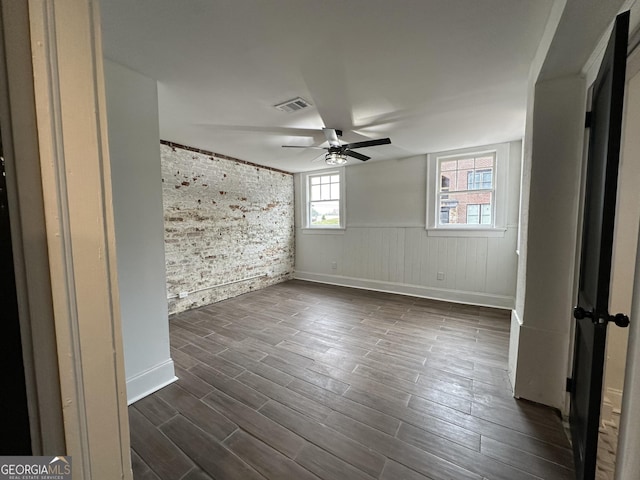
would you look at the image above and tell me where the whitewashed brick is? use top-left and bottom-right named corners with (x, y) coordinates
top-left (161, 143), bottom-right (294, 314)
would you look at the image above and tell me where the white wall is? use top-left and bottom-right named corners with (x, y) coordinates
top-left (346, 157), bottom-right (427, 228)
top-left (511, 76), bottom-right (586, 410)
top-left (600, 39), bottom-right (640, 425)
top-left (294, 144), bottom-right (521, 309)
top-left (104, 59), bottom-right (176, 404)
top-left (513, 0), bottom-right (567, 321)
top-left (615, 46), bottom-right (640, 480)
top-left (509, 0), bottom-right (632, 413)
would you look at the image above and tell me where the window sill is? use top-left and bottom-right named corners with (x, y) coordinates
top-left (301, 228), bottom-right (346, 235)
top-left (427, 227), bottom-right (506, 238)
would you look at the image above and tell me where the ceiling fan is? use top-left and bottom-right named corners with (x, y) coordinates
top-left (282, 128), bottom-right (391, 165)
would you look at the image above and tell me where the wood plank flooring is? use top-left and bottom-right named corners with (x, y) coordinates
top-left (129, 280), bottom-right (575, 480)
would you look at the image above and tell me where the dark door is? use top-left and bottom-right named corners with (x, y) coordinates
top-left (0, 132), bottom-right (32, 453)
top-left (570, 11), bottom-right (629, 480)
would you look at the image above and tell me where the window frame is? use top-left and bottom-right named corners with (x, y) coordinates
top-left (426, 143), bottom-right (510, 237)
top-left (300, 167), bottom-right (346, 231)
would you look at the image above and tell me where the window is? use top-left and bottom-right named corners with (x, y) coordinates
top-left (300, 168), bottom-right (345, 229)
top-left (437, 153), bottom-right (495, 227)
top-left (309, 174), bottom-right (340, 226)
top-left (467, 204), bottom-right (492, 225)
top-left (426, 143), bottom-right (510, 237)
top-left (467, 170), bottom-right (493, 190)
top-left (440, 206), bottom-right (451, 224)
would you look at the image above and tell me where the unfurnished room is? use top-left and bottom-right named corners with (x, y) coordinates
top-left (2, 1), bottom-right (640, 480)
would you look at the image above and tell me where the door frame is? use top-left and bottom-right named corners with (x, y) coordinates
top-left (0, 0), bottom-right (67, 454)
top-left (567, 27), bottom-right (640, 480)
top-left (567, 12), bottom-right (630, 478)
top-left (564, 11), bottom-right (640, 411)
top-left (0, 0), bottom-right (131, 477)
top-left (615, 40), bottom-right (640, 479)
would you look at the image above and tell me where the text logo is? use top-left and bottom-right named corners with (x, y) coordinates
top-left (0, 456), bottom-right (72, 480)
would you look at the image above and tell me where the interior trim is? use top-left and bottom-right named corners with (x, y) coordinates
top-left (294, 270), bottom-right (514, 310)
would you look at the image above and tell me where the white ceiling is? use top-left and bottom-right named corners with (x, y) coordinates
top-left (100, 0), bottom-right (554, 173)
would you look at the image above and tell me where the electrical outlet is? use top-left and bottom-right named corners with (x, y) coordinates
top-left (178, 291), bottom-right (189, 299)
top-left (437, 272), bottom-right (445, 281)
top-left (331, 261), bottom-right (337, 270)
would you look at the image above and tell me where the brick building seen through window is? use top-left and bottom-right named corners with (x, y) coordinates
top-left (438, 154), bottom-right (494, 226)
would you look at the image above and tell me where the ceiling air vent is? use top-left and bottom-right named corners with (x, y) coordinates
top-left (273, 97), bottom-right (312, 113)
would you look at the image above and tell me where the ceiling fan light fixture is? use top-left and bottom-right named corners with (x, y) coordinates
top-left (325, 152), bottom-right (348, 166)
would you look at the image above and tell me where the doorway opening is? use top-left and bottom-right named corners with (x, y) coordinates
top-left (0, 129), bottom-right (32, 454)
top-left (595, 40), bottom-right (640, 480)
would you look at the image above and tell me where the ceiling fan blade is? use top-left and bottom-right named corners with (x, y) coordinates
top-left (323, 128), bottom-right (342, 147)
top-left (344, 138), bottom-right (391, 150)
top-left (301, 51), bottom-right (354, 131)
top-left (282, 145), bottom-right (326, 149)
top-left (345, 150), bottom-right (370, 162)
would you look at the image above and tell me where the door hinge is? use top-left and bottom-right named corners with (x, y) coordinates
top-left (585, 111), bottom-right (592, 128)
top-left (566, 377), bottom-right (573, 392)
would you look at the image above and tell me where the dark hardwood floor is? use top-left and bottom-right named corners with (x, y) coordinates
top-left (129, 280), bottom-right (574, 480)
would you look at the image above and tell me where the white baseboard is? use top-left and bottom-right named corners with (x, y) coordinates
top-left (126, 358), bottom-right (177, 405)
top-left (508, 311), bottom-right (522, 391)
top-left (293, 271), bottom-right (514, 310)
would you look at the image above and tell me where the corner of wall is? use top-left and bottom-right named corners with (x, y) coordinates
top-left (126, 359), bottom-right (177, 405)
top-left (104, 58), bottom-right (174, 405)
top-left (508, 309), bottom-right (522, 392)
top-left (511, 323), bottom-right (571, 411)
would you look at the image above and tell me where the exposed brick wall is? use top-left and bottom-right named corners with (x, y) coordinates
top-left (161, 142), bottom-right (294, 314)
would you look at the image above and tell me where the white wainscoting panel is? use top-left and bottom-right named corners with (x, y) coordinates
top-left (295, 226), bottom-right (517, 309)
